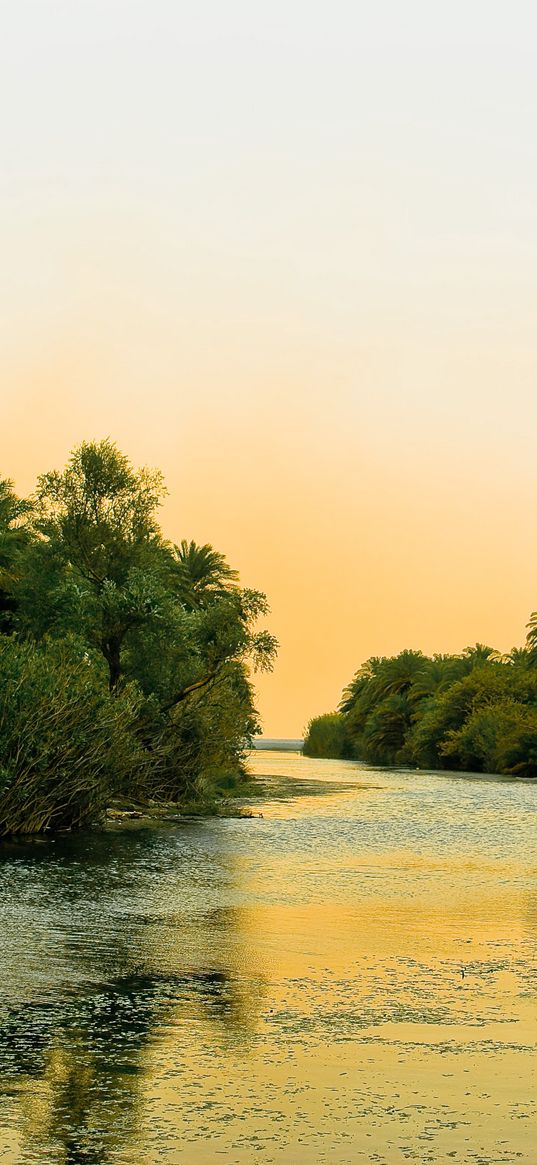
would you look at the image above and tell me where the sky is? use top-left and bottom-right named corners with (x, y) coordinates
top-left (2, 1), bottom-right (537, 736)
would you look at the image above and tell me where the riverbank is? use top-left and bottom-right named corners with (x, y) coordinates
top-left (103, 794), bottom-right (262, 829)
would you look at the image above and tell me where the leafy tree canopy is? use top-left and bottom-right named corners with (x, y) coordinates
top-left (0, 441), bottom-right (277, 834)
top-left (307, 636), bottom-right (537, 776)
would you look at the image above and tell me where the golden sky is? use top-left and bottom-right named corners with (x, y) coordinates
top-left (2, 2), bottom-right (537, 735)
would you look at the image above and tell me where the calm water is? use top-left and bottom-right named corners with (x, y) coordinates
top-left (0, 752), bottom-right (535, 1164)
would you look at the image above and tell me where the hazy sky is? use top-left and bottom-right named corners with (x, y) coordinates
top-left (2, 2), bottom-right (537, 735)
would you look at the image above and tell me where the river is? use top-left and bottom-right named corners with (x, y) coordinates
top-left (0, 751), bottom-right (535, 1163)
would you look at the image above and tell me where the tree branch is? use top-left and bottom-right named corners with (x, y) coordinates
top-left (160, 671), bottom-right (218, 713)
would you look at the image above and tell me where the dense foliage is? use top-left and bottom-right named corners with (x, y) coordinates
top-left (304, 639), bottom-right (537, 777)
top-left (302, 713), bottom-right (351, 759)
top-left (0, 442), bottom-right (277, 834)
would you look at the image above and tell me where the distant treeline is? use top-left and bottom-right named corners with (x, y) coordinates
top-left (0, 441), bottom-right (277, 835)
top-left (303, 638), bottom-right (537, 777)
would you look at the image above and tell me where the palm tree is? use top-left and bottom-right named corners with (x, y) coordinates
top-left (508, 646), bottom-right (532, 667)
top-left (461, 643), bottom-right (497, 669)
top-left (370, 650), bottom-right (426, 700)
top-left (525, 613), bottom-right (537, 667)
top-left (407, 655), bottom-right (452, 705)
top-left (341, 652), bottom-right (425, 745)
top-left (361, 693), bottom-right (411, 765)
top-left (339, 657), bottom-right (383, 714)
top-left (170, 540), bottom-right (239, 610)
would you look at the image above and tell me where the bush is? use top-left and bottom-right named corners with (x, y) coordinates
top-left (303, 713), bottom-right (350, 758)
top-left (0, 637), bottom-right (148, 835)
top-left (136, 663), bottom-right (258, 805)
top-left (441, 700), bottom-right (537, 777)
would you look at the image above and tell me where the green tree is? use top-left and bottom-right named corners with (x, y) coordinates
top-left (313, 634), bottom-right (537, 775)
top-left (169, 540), bottom-right (239, 610)
top-left (359, 693), bottom-right (412, 765)
top-left (124, 584), bottom-right (277, 800)
top-left (441, 700), bottom-right (537, 776)
top-left (343, 651), bottom-right (426, 762)
top-left (25, 440), bottom-right (167, 690)
top-left (0, 478), bottom-right (31, 633)
top-left (0, 441), bottom-right (278, 832)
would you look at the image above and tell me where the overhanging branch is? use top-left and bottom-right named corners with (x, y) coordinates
top-left (160, 671), bottom-right (218, 713)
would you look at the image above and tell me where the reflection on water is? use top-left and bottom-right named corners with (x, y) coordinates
top-left (0, 753), bottom-right (536, 1163)
top-left (0, 967), bottom-right (255, 1165)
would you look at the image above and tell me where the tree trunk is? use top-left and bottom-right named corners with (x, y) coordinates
top-left (102, 635), bottom-right (122, 693)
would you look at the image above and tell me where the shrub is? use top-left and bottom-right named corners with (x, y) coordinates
top-left (441, 700), bottom-right (537, 777)
top-left (0, 637), bottom-right (148, 835)
top-left (303, 713), bottom-right (350, 758)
